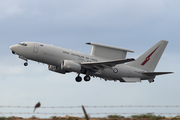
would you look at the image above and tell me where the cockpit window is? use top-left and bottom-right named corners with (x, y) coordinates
top-left (19, 43), bottom-right (27, 46)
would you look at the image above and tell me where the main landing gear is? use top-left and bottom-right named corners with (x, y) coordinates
top-left (84, 75), bottom-right (91, 82)
top-left (75, 76), bottom-right (82, 82)
top-left (75, 75), bottom-right (91, 82)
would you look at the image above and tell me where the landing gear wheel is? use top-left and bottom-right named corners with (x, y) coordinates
top-left (24, 62), bottom-right (28, 66)
top-left (75, 76), bottom-right (82, 82)
top-left (84, 75), bottom-right (91, 82)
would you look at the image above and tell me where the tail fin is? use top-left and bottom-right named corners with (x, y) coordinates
top-left (127, 40), bottom-right (168, 71)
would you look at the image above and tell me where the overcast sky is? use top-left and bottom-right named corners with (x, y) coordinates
top-left (0, 0), bottom-right (179, 118)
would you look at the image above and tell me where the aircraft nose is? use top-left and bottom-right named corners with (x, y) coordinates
top-left (10, 46), bottom-right (13, 50)
top-left (10, 45), bottom-right (17, 54)
top-left (10, 45), bottom-right (15, 50)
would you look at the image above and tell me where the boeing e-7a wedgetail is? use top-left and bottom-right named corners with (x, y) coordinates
top-left (10, 40), bottom-right (173, 83)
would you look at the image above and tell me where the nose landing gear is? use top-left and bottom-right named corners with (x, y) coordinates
top-left (24, 61), bottom-right (28, 66)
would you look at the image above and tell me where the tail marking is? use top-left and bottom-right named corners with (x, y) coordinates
top-left (141, 45), bottom-right (160, 66)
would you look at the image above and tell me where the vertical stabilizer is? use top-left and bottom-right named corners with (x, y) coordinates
top-left (127, 40), bottom-right (168, 71)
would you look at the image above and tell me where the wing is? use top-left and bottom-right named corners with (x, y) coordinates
top-left (81, 58), bottom-right (135, 72)
top-left (142, 72), bottom-right (173, 76)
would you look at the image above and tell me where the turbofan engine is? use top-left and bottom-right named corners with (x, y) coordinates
top-left (61, 60), bottom-right (81, 73)
top-left (48, 65), bottom-right (67, 74)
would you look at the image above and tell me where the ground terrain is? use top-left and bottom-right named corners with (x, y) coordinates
top-left (3, 116), bottom-right (180, 120)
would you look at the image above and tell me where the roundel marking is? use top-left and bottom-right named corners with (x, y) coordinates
top-left (113, 68), bottom-right (118, 73)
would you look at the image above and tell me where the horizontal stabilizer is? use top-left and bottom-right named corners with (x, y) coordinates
top-left (142, 72), bottom-right (173, 76)
top-left (122, 77), bottom-right (141, 82)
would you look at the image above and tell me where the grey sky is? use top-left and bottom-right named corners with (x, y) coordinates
top-left (0, 0), bottom-right (179, 118)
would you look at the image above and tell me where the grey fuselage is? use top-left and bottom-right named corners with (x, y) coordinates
top-left (10, 42), bottom-right (152, 81)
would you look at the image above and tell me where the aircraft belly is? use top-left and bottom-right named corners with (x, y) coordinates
top-left (95, 64), bottom-right (146, 81)
top-left (95, 67), bottom-right (127, 80)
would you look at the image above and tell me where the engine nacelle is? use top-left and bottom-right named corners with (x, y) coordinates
top-left (48, 65), bottom-right (67, 74)
top-left (61, 60), bottom-right (81, 73)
